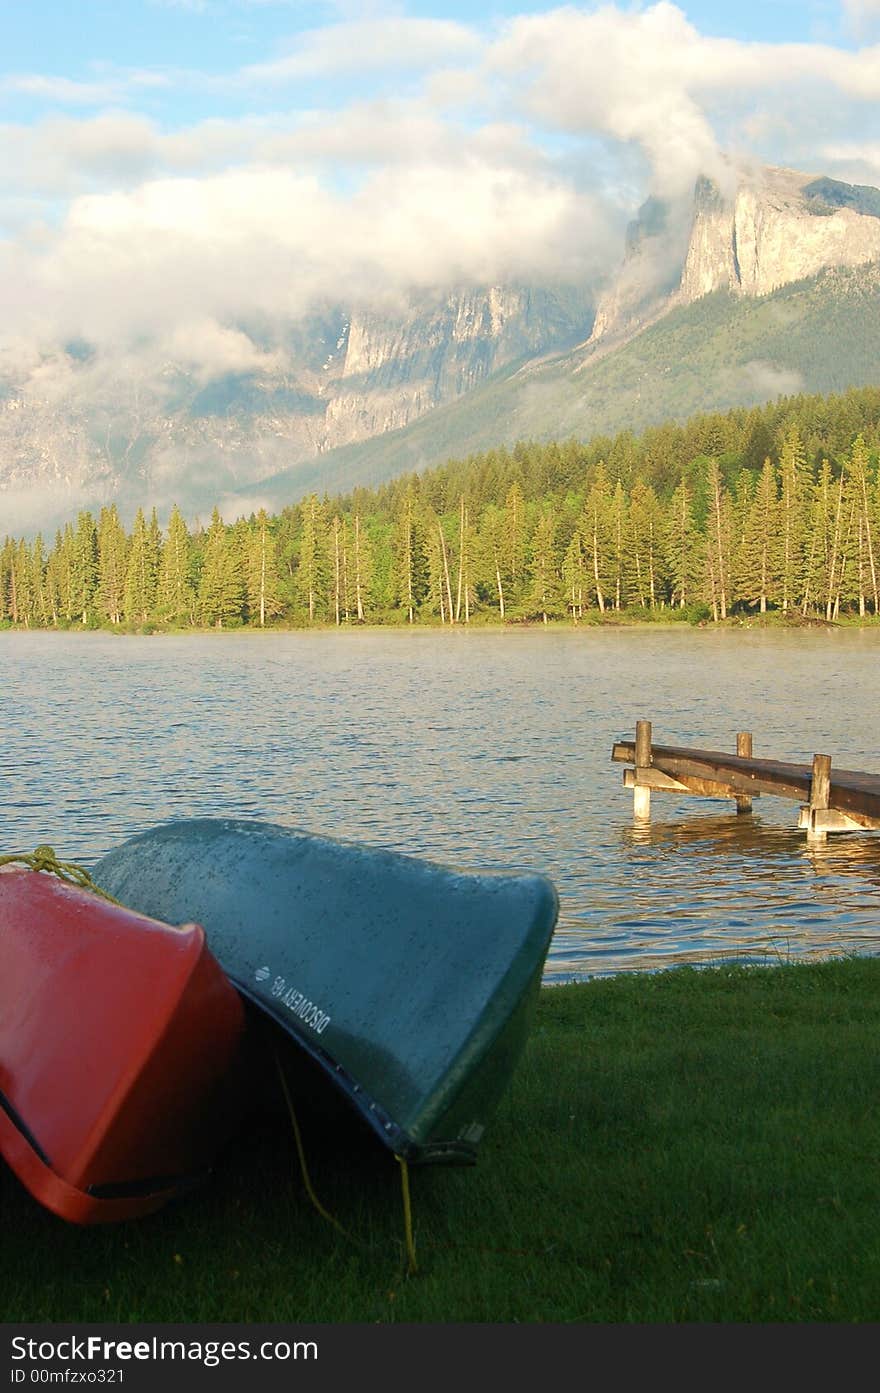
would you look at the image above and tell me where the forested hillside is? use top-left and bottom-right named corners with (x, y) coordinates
top-left (242, 262), bottom-right (880, 511)
top-left (3, 384), bottom-right (880, 630)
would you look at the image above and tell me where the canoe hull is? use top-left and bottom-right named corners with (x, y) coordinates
top-left (0, 867), bottom-right (247, 1223)
top-left (95, 818), bottom-right (559, 1163)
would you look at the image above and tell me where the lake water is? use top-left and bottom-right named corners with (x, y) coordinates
top-left (3, 626), bottom-right (880, 984)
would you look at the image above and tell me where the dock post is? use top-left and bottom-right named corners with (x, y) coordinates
top-left (807, 754), bottom-right (832, 843)
top-left (633, 720), bottom-right (652, 820)
top-left (735, 732), bottom-right (753, 814)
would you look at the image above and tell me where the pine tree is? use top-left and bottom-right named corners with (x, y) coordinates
top-left (423, 509), bottom-right (449, 623)
top-left (43, 530), bottom-right (63, 626)
top-left (526, 509), bottom-right (561, 624)
top-left (501, 482), bottom-right (526, 605)
top-left (296, 494), bottom-right (328, 623)
top-left (627, 480), bottom-right (663, 609)
top-left (665, 477), bottom-right (700, 610)
top-left (53, 524), bottom-right (76, 624)
top-left (821, 471), bottom-right (856, 620)
top-left (29, 534), bottom-right (48, 627)
top-left (453, 494), bottom-right (474, 624)
top-left (71, 511), bottom-right (98, 626)
top-left (846, 435), bottom-right (879, 614)
top-left (582, 461), bottom-right (614, 612)
top-left (13, 539), bottom-right (33, 626)
top-left (124, 508), bottom-right (151, 624)
top-left (802, 460), bottom-right (833, 618)
top-left (247, 509), bottom-right (283, 627)
top-left (158, 505), bottom-right (194, 625)
top-left (610, 478), bottom-right (627, 611)
top-left (704, 460), bottom-right (733, 620)
top-left (737, 459), bottom-right (780, 613)
top-left (561, 529), bottom-right (587, 622)
top-left (477, 504), bottom-right (507, 619)
top-left (778, 423), bottom-right (810, 614)
top-left (393, 486), bottom-right (429, 623)
top-left (352, 512), bottom-right (372, 623)
top-left (198, 508), bottom-right (244, 628)
top-left (97, 505), bottom-right (128, 625)
top-left (31, 532), bottom-right (54, 626)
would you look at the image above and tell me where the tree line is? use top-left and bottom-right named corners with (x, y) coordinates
top-left (2, 388), bottom-right (880, 629)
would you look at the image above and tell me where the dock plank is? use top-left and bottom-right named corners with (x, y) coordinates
top-left (612, 739), bottom-right (880, 825)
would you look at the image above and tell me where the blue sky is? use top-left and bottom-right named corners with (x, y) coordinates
top-left (2, 1), bottom-right (880, 392)
top-left (0, 1), bottom-right (868, 81)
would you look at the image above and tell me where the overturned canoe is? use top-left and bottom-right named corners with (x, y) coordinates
top-left (95, 818), bottom-right (559, 1164)
top-left (0, 866), bottom-right (247, 1224)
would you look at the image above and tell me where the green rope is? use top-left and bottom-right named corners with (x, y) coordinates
top-left (0, 845), bottom-right (122, 905)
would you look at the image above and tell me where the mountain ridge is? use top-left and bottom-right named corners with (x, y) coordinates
top-left (3, 160), bottom-right (880, 534)
top-left (242, 259), bottom-right (880, 511)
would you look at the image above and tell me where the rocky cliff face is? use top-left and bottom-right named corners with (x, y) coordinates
top-left (322, 285), bottom-right (587, 449)
top-left (592, 166), bottom-right (880, 345)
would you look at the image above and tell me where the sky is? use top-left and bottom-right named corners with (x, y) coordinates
top-left (2, 0), bottom-right (880, 382)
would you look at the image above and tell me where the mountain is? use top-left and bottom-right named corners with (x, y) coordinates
top-left (3, 161), bottom-right (880, 535)
top-left (244, 163), bottom-right (880, 506)
top-left (590, 164), bottom-right (880, 345)
top-left (0, 284), bottom-right (594, 535)
top-left (243, 259), bottom-right (880, 509)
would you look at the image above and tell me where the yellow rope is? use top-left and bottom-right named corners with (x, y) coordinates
top-left (395, 1155), bottom-right (418, 1275)
top-left (0, 845), bottom-right (122, 905)
top-left (274, 1052), bottom-right (419, 1274)
top-left (274, 1052), bottom-right (352, 1241)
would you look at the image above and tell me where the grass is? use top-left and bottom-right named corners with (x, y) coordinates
top-left (4, 956), bottom-right (880, 1323)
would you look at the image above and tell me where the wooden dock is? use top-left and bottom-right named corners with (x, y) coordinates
top-left (612, 721), bottom-right (880, 842)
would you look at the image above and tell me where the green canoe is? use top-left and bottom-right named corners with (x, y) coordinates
top-left (95, 819), bottom-right (558, 1164)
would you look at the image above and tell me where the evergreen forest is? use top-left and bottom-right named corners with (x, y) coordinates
top-left (3, 385), bottom-right (880, 631)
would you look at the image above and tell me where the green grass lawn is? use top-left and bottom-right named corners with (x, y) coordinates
top-left (3, 957), bottom-right (880, 1323)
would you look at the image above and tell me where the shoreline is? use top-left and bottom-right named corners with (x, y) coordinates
top-left (2, 614), bottom-right (877, 637)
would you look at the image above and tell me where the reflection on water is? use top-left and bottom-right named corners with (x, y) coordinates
top-left (608, 811), bottom-right (880, 975)
top-left (2, 626), bottom-right (880, 984)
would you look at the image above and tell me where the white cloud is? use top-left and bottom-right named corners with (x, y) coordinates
top-left (739, 360), bottom-right (806, 399)
top-left (1, 74), bottom-right (125, 105)
top-left (218, 493), bottom-right (275, 523)
top-left (490, 3), bottom-right (880, 197)
top-left (0, 158), bottom-right (614, 363)
top-left (241, 17), bottom-right (481, 81)
top-left (0, 101), bottom-right (535, 208)
top-left (163, 320), bottom-right (285, 378)
top-left (818, 139), bottom-right (880, 183)
top-left (150, 0), bottom-right (209, 11)
top-left (842, 0), bottom-right (880, 36)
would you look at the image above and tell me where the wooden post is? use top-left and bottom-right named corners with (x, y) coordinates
top-left (633, 720), bottom-right (652, 820)
top-left (735, 732), bottom-right (753, 814)
top-left (807, 753), bottom-right (832, 843)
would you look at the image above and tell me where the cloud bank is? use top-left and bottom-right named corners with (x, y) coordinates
top-left (2, 4), bottom-right (880, 406)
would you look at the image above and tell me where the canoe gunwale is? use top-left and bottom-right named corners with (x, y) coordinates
top-left (0, 1095), bottom-right (200, 1224)
top-left (235, 979), bottom-right (479, 1164)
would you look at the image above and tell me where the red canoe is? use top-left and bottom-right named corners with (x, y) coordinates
top-left (0, 867), bottom-right (247, 1224)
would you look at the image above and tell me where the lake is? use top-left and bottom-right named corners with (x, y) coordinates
top-left (3, 626), bottom-right (880, 984)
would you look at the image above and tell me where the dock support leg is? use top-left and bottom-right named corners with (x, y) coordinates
top-left (633, 720), bottom-right (652, 820)
top-left (736, 732), bottom-right (753, 814)
top-left (806, 753), bottom-right (832, 844)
